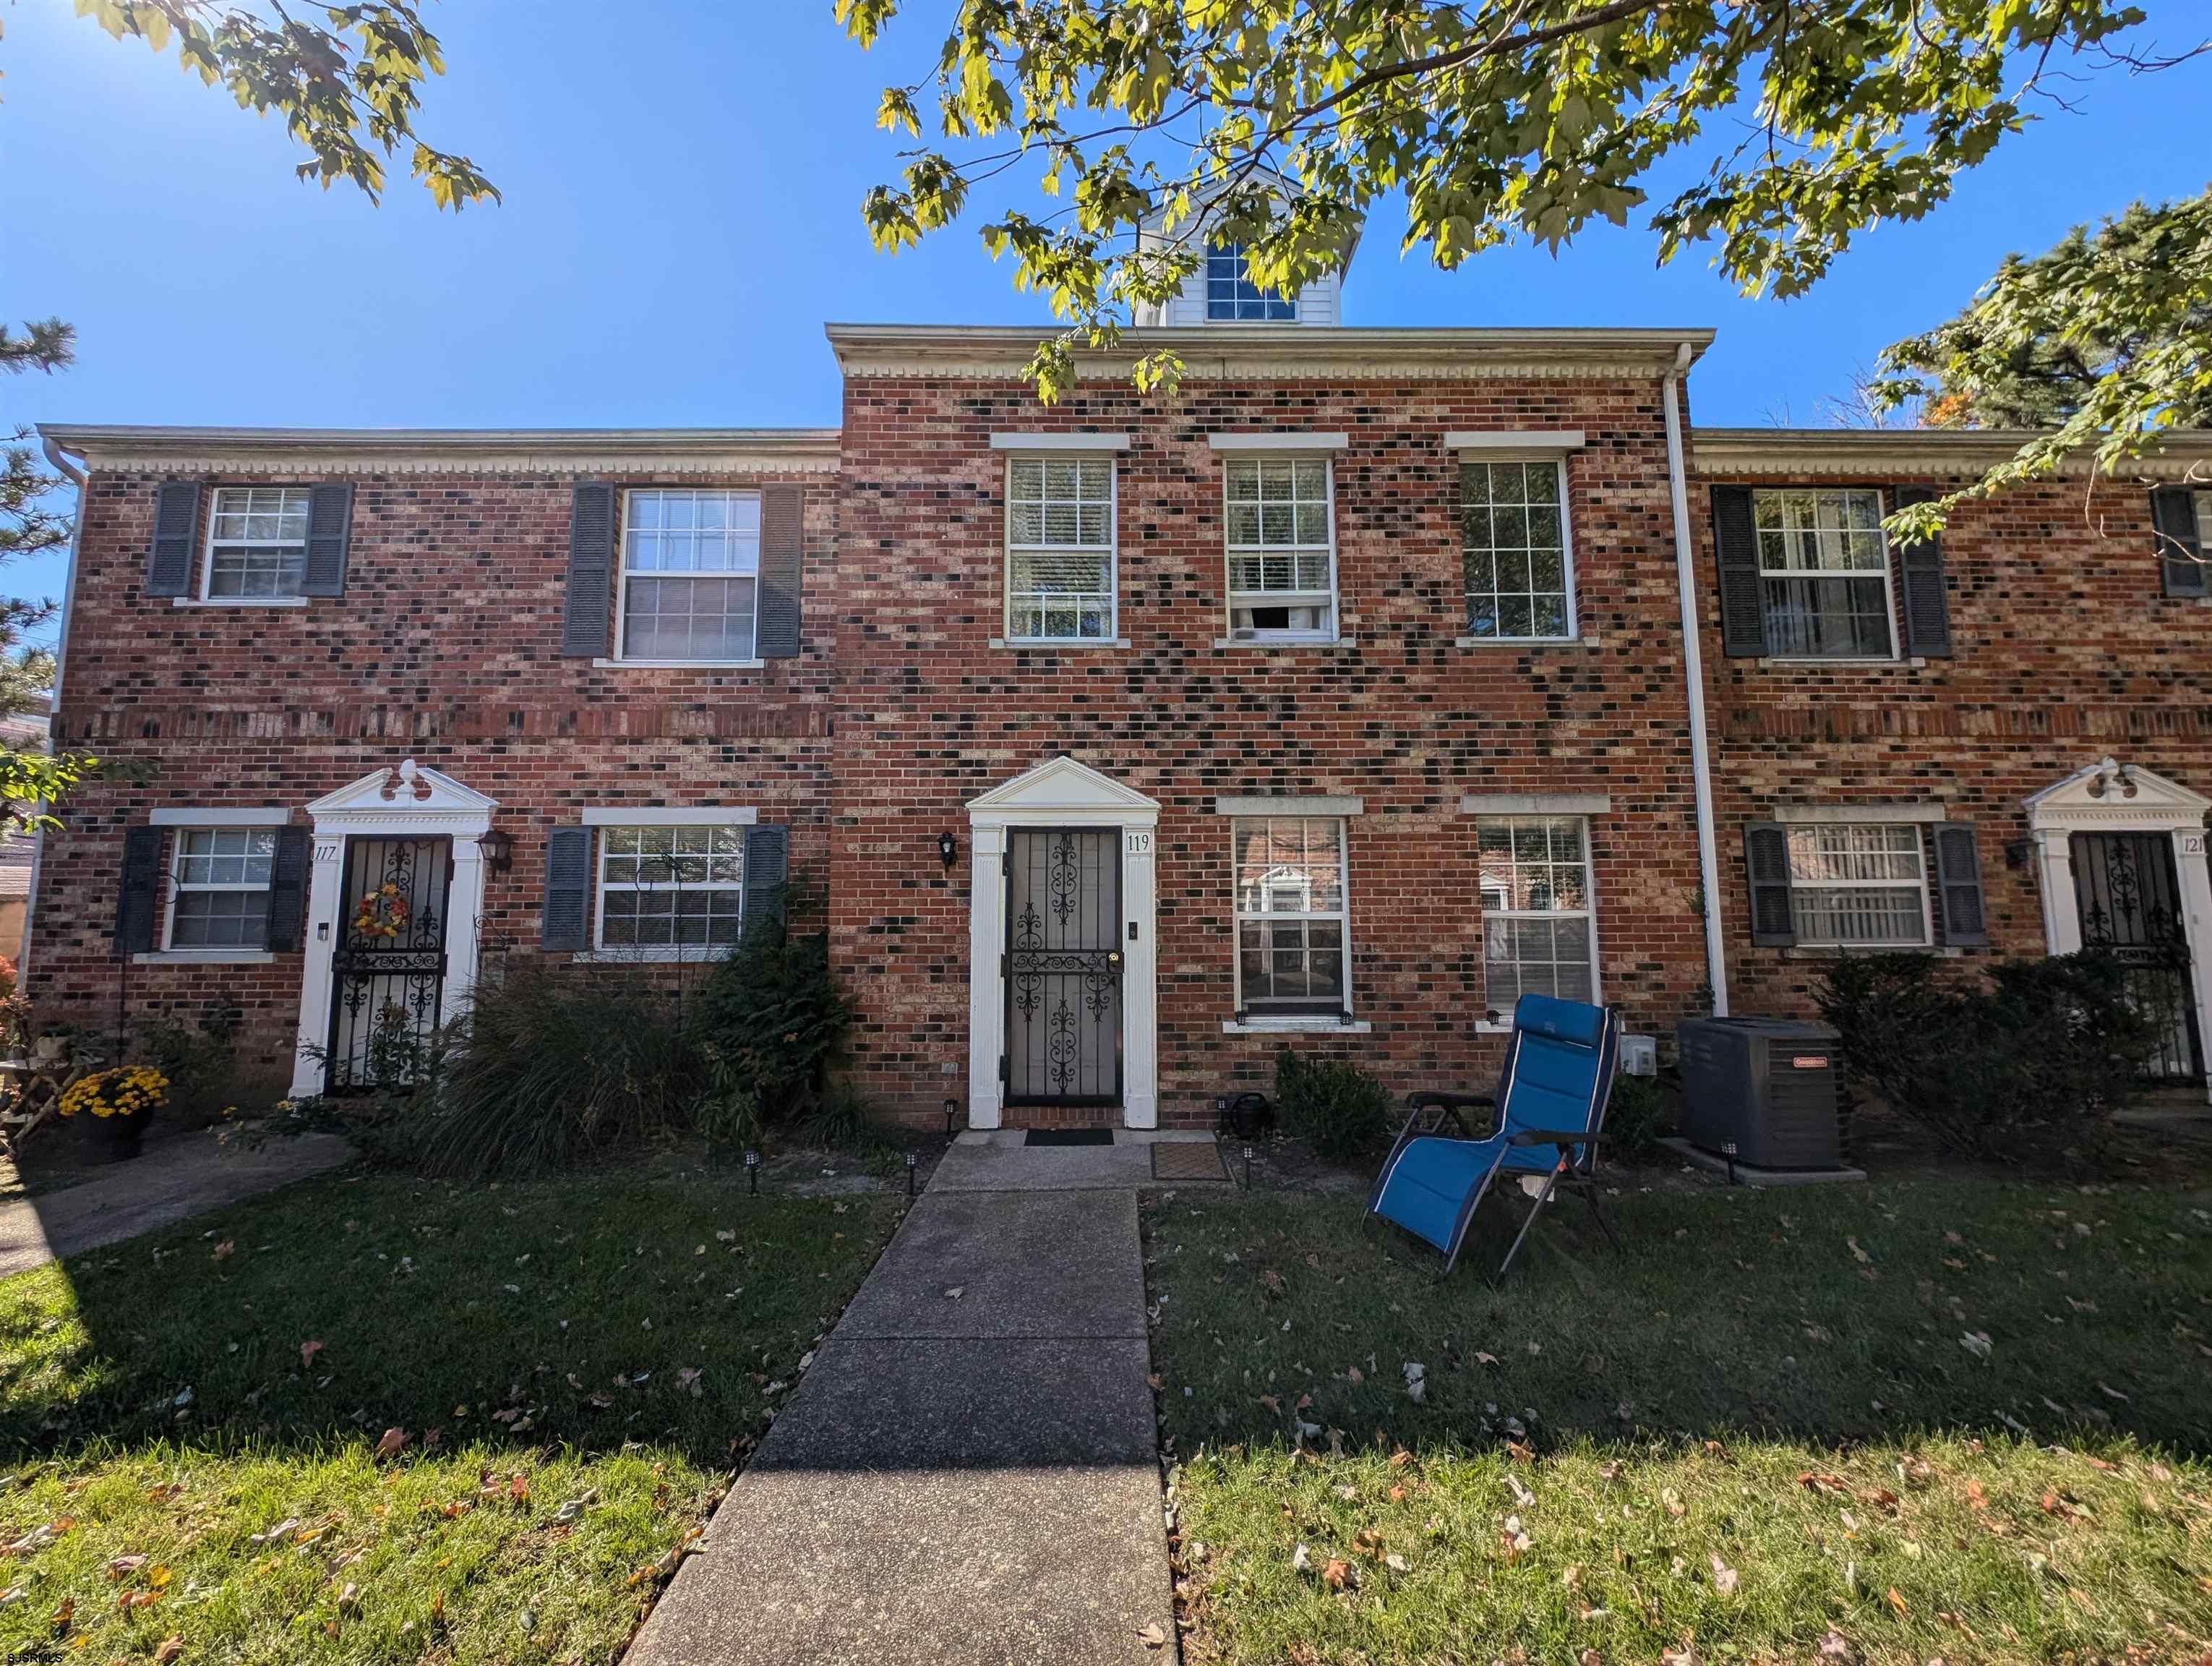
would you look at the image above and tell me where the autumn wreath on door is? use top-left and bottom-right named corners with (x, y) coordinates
top-left (351, 881), bottom-right (411, 941)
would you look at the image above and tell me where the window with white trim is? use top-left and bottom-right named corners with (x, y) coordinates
top-left (596, 825), bottom-right (746, 952)
top-left (1786, 824), bottom-right (1931, 947)
top-left (619, 489), bottom-right (760, 662)
top-left (1233, 816), bottom-right (1350, 1013)
top-left (203, 487), bottom-right (310, 599)
top-left (1462, 458), bottom-right (1574, 640)
top-left (1205, 242), bottom-right (1297, 322)
top-left (1477, 817), bottom-right (1597, 1009)
top-left (1224, 456), bottom-right (1336, 639)
top-left (165, 827), bottom-right (276, 949)
top-left (1752, 487), bottom-right (1897, 658)
top-left (1006, 455), bottom-right (1116, 641)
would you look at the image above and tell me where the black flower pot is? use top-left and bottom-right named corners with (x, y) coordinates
top-left (85, 1105), bottom-right (150, 1162)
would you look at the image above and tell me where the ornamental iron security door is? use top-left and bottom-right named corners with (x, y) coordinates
top-left (2072, 831), bottom-right (2203, 1082)
top-left (1004, 827), bottom-right (1123, 1106)
top-left (326, 835), bottom-right (454, 1093)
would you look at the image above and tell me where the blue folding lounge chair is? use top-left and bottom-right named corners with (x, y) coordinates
top-left (1366, 993), bottom-right (1623, 1279)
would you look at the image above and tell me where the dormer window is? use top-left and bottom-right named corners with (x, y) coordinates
top-left (1206, 242), bottom-right (1297, 322)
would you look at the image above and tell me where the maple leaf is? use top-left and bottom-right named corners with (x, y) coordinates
top-left (1322, 1556), bottom-right (1356, 1589)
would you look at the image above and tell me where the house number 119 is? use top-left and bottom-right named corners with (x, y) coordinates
top-left (1126, 831), bottom-right (1153, 855)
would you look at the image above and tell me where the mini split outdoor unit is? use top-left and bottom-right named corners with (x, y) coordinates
top-left (1674, 1017), bottom-right (1843, 1170)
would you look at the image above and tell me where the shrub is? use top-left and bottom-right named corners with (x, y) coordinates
top-left (794, 1080), bottom-right (893, 1154)
top-left (1274, 1046), bottom-right (1392, 1161)
top-left (1601, 1070), bottom-right (1673, 1164)
top-left (415, 959), bottom-right (703, 1179)
top-left (1814, 949), bottom-right (2160, 1166)
top-left (137, 1008), bottom-right (241, 1124)
top-left (687, 871), bottom-right (852, 1122)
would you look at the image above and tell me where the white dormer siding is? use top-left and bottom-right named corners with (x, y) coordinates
top-left (1131, 208), bottom-right (1349, 328)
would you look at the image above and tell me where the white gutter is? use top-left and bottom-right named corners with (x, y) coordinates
top-left (1661, 346), bottom-right (1729, 1017)
top-left (20, 435), bottom-right (88, 980)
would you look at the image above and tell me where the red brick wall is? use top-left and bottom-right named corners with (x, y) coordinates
top-left (1690, 469), bottom-right (2212, 1015)
top-left (831, 374), bottom-right (1713, 1124)
top-left (31, 464), bottom-right (838, 1075)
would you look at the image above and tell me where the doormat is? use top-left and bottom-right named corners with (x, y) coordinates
top-left (1150, 1140), bottom-right (1230, 1182)
top-left (1026, 1127), bottom-right (1115, 1147)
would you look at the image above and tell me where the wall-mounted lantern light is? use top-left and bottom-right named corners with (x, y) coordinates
top-left (938, 832), bottom-right (959, 869)
top-left (478, 828), bottom-right (514, 873)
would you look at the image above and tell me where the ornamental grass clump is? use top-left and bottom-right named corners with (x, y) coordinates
top-left (56, 1064), bottom-right (168, 1122)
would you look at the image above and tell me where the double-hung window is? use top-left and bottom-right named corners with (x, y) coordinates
top-left (1233, 816), bottom-right (1351, 1014)
top-left (1785, 824), bottom-right (1931, 947)
top-left (595, 824), bottom-right (747, 954)
top-left (1006, 455), bottom-right (1116, 641)
top-left (166, 828), bottom-right (277, 949)
top-left (1205, 242), bottom-right (1297, 322)
top-left (1477, 817), bottom-right (1598, 1009)
top-left (1753, 488), bottom-right (1897, 658)
top-left (619, 489), bottom-right (760, 662)
top-left (1462, 458), bottom-right (1574, 640)
top-left (203, 487), bottom-right (310, 599)
top-left (1224, 456), bottom-right (1336, 639)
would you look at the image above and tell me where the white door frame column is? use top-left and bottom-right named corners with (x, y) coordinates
top-left (2025, 756), bottom-right (2212, 1103)
top-left (965, 756), bottom-right (1161, 1129)
top-left (289, 759), bottom-right (499, 1096)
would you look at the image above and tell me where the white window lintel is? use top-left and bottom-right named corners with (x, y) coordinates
top-left (580, 806), bottom-right (760, 828)
top-left (150, 806), bottom-right (292, 827)
top-left (1447, 430), bottom-right (1585, 452)
top-left (1773, 803), bottom-right (1948, 825)
top-left (1209, 432), bottom-right (1349, 453)
top-left (1215, 795), bottom-right (1364, 818)
top-left (1460, 793), bottom-right (1611, 816)
top-left (989, 432), bottom-right (1131, 451)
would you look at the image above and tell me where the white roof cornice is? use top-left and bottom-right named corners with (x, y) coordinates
top-left (1693, 426), bottom-right (2212, 481)
top-left (38, 424), bottom-right (843, 478)
top-left (826, 323), bottom-right (1715, 383)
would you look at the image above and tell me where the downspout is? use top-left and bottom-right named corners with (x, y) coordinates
top-left (1660, 346), bottom-right (1730, 1017)
top-left (20, 434), bottom-right (89, 980)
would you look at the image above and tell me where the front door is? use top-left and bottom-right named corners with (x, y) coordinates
top-left (1005, 827), bottom-right (1123, 1108)
top-left (326, 835), bottom-right (455, 1092)
top-left (2072, 831), bottom-right (2205, 1082)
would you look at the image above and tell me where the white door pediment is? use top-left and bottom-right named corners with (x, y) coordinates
top-left (306, 757), bottom-right (500, 826)
top-left (2026, 757), bottom-right (2211, 832)
top-left (967, 755), bottom-right (1160, 823)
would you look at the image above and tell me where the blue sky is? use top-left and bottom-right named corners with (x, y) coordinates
top-left (6, 1), bottom-right (2210, 639)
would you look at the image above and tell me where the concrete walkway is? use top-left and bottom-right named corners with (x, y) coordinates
top-left (0, 1129), bottom-right (355, 1278)
top-left (627, 1134), bottom-right (1178, 1666)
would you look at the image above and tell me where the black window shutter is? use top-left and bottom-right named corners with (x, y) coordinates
top-left (1932, 824), bottom-right (1989, 948)
top-left (145, 481), bottom-right (204, 598)
top-left (1743, 821), bottom-right (1796, 947)
top-left (1710, 485), bottom-right (1767, 656)
top-left (2151, 486), bottom-right (2208, 598)
top-left (263, 826), bottom-right (312, 952)
top-left (301, 481), bottom-right (355, 597)
top-left (562, 484), bottom-right (617, 657)
top-left (541, 826), bottom-right (593, 951)
top-left (1892, 484), bottom-right (1955, 656)
top-left (113, 825), bottom-right (163, 953)
top-left (742, 824), bottom-right (789, 928)
top-left (757, 485), bottom-right (805, 659)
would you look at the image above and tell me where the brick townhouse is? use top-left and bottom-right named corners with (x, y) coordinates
top-left (27, 244), bottom-right (2212, 1126)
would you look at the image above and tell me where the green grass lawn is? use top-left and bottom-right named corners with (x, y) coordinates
top-left (1142, 1176), bottom-right (2212, 1665)
top-left (0, 1161), bottom-right (903, 1664)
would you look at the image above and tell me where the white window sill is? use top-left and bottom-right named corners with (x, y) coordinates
top-left (591, 658), bottom-right (765, 670)
top-left (1222, 1016), bottom-right (1371, 1035)
top-left (1474, 1020), bottom-right (1517, 1035)
top-left (1455, 633), bottom-right (1599, 649)
top-left (1756, 655), bottom-right (1927, 670)
top-left (134, 949), bottom-right (275, 966)
top-left (990, 637), bottom-right (1131, 651)
top-left (171, 597), bottom-right (309, 609)
top-left (1212, 636), bottom-right (1354, 651)
top-left (1780, 944), bottom-right (1963, 960)
top-left (572, 947), bottom-right (735, 965)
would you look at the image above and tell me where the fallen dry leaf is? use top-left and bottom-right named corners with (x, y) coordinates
top-left (300, 1339), bottom-right (325, 1369)
top-left (155, 1635), bottom-right (184, 1664)
top-left (1322, 1557), bottom-right (1356, 1590)
top-left (1711, 1553), bottom-right (1739, 1595)
top-left (1137, 1621), bottom-right (1167, 1649)
top-left (375, 1427), bottom-right (410, 1461)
